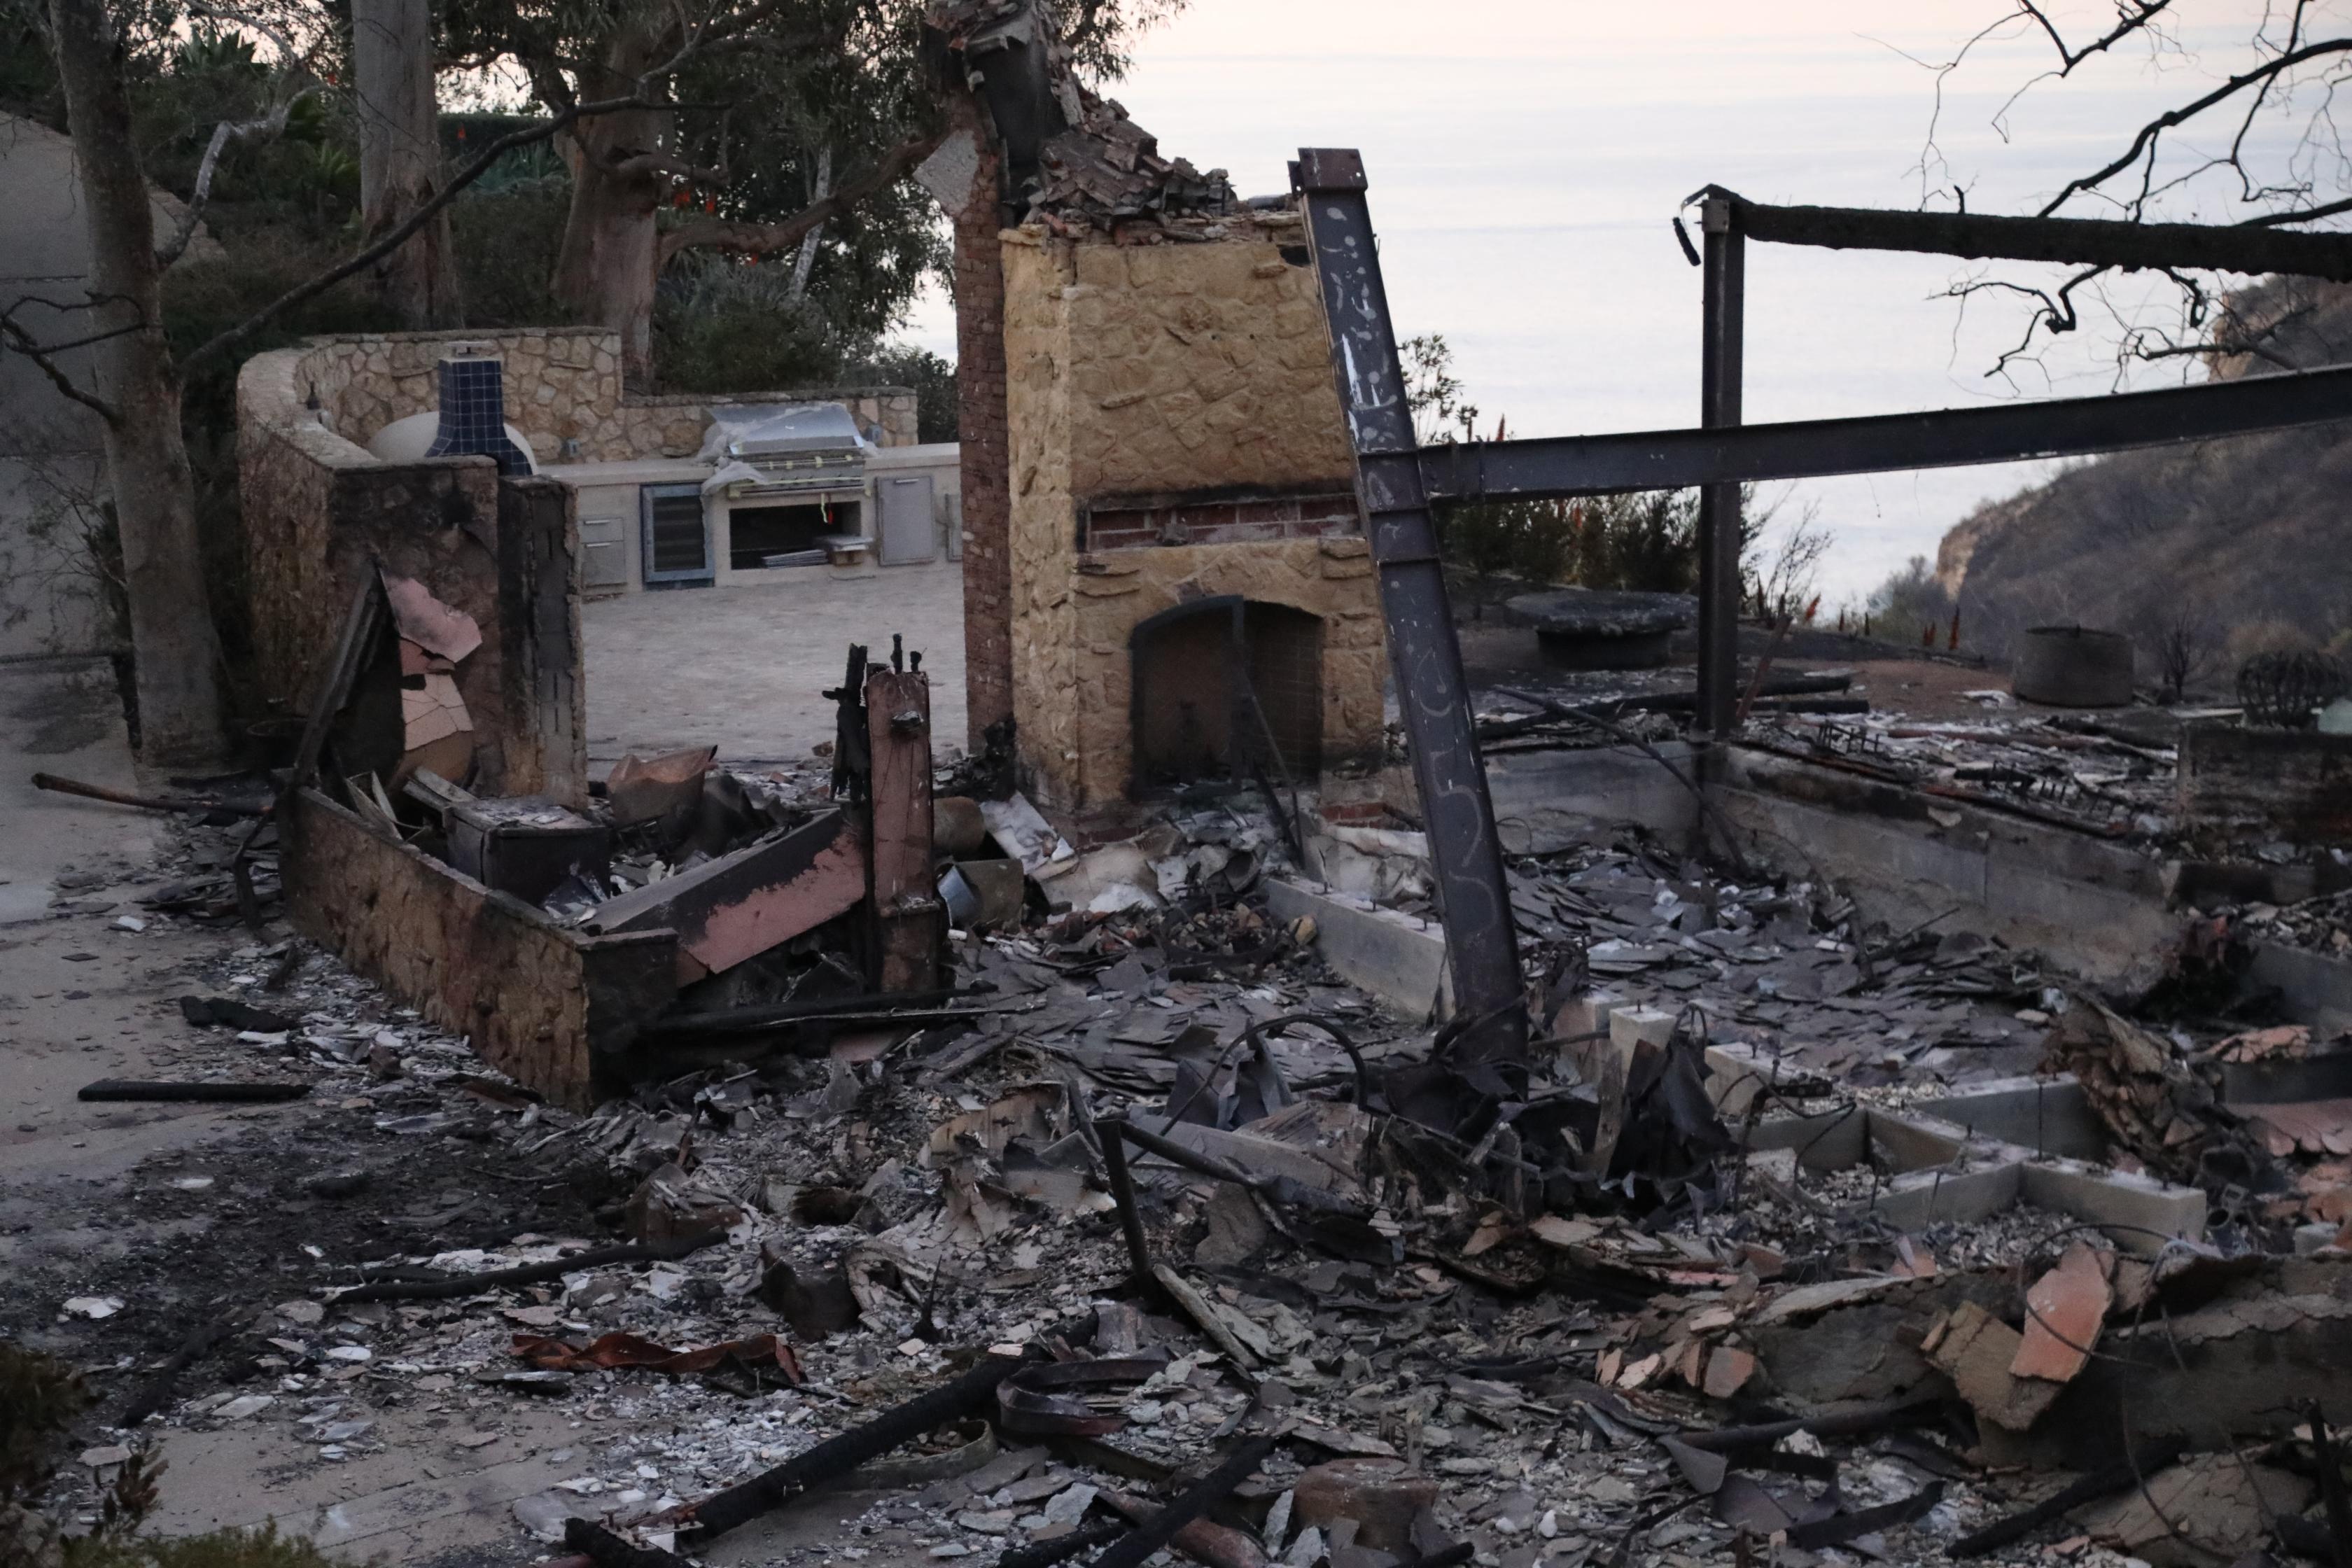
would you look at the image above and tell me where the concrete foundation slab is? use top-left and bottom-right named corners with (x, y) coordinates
top-left (1484, 743), bottom-right (1700, 855)
top-left (1737, 1102), bottom-right (2206, 1254)
top-left (1266, 878), bottom-right (1449, 1020)
top-left (2020, 1157), bottom-right (2208, 1249)
top-left (1872, 1162), bottom-right (2026, 1230)
top-left (1895, 1074), bottom-right (2106, 1161)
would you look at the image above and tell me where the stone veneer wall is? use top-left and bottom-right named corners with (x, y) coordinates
top-left (1001, 216), bottom-right (1383, 810)
top-left (237, 343), bottom-right (586, 802)
top-left (277, 326), bottom-right (918, 464)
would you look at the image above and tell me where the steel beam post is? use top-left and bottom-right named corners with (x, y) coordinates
top-left (1696, 197), bottom-right (1746, 738)
top-left (1294, 148), bottom-right (1525, 1063)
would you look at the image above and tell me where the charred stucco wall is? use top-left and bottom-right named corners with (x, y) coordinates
top-left (276, 327), bottom-right (918, 465)
top-left (237, 347), bottom-right (586, 802)
top-left (1001, 220), bottom-right (1383, 809)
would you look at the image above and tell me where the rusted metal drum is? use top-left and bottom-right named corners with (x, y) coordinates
top-left (2012, 626), bottom-right (2134, 707)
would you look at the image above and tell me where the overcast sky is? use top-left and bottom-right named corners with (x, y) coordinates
top-left (900, 1), bottom-right (2309, 606)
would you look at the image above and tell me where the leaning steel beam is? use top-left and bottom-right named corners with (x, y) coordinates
top-left (1712, 188), bottom-right (2352, 281)
top-left (1294, 146), bottom-right (1526, 1065)
top-left (1419, 360), bottom-right (2352, 502)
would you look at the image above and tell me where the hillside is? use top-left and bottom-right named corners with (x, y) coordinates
top-left (1936, 279), bottom-right (2352, 685)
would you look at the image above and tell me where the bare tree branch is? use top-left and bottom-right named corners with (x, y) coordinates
top-left (0, 304), bottom-right (122, 424)
top-left (178, 92), bottom-right (658, 373)
top-left (1897, 4), bottom-right (2352, 374)
top-left (1945, 262), bottom-right (2110, 383)
top-left (157, 100), bottom-right (294, 266)
top-left (2037, 33), bottom-right (2352, 218)
top-left (2017, 1), bottom-right (2176, 73)
top-left (654, 126), bottom-right (944, 265)
top-left (2241, 192), bottom-right (2352, 226)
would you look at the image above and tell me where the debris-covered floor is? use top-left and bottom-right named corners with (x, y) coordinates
top-left (10, 654), bottom-right (2352, 1568)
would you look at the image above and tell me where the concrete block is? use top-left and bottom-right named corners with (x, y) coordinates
top-left (1742, 1107), bottom-right (1869, 1172)
top-left (2294, 1221), bottom-right (2346, 1256)
top-left (1870, 1161), bottom-right (2024, 1231)
top-left (1609, 1006), bottom-right (1677, 1053)
top-left (1265, 878), bottom-right (1449, 1020)
top-left (1743, 1105), bottom-right (2206, 1256)
top-left (1710, 750), bottom-right (2176, 990)
top-left (1702, 1042), bottom-right (1798, 1121)
top-left (1903, 1075), bottom-right (2105, 1161)
top-left (2021, 1158), bottom-right (2206, 1254)
top-left (1864, 1109), bottom-right (1973, 1174)
top-left (1546, 990), bottom-right (1622, 1044)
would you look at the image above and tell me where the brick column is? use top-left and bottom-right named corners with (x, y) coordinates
top-left (951, 102), bottom-right (1014, 752)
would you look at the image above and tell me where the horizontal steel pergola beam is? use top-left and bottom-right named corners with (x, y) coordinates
top-left (1418, 360), bottom-right (2352, 502)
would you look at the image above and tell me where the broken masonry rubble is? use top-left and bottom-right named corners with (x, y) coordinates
top-left (27, 623), bottom-right (2352, 1568)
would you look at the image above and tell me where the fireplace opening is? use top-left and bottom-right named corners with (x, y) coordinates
top-left (1130, 596), bottom-right (1323, 792)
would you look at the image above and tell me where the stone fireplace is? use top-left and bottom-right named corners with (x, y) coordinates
top-left (1130, 596), bottom-right (1326, 792)
top-left (1001, 212), bottom-right (1385, 811)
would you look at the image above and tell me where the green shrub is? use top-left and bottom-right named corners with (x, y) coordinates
top-left (64, 1523), bottom-right (342, 1568)
top-left (0, 1343), bottom-right (86, 1505)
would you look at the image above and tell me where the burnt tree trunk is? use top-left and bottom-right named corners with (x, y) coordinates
top-left (48, 0), bottom-right (227, 766)
top-left (944, 97), bottom-right (1013, 750)
top-left (352, 0), bottom-right (462, 328)
top-left (550, 27), bottom-right (669, 384)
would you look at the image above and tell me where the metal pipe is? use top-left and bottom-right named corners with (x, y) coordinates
top-left (1096, 1114), bottom-right (1155, 1287)
top-left (682, 1351), bottom-right (1030, 1541)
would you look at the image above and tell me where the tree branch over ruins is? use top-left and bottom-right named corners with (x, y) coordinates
top-left (653, 124), bottom-right (944, 265)
top-left (178, 84), bottom-right (673, 372)
top-left (1903, 1), bottom-right (2352, 375)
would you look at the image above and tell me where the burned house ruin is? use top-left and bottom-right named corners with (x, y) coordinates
top-left (22, 11), bottom-right (2352, 1563)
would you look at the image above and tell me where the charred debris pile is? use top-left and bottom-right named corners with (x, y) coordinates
top-left (29, 648), bottom-right (2352, 1568)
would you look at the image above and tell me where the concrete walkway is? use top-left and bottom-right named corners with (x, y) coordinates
top-left (581, 559), bottom-right (967, 770)
top-left (0, 654), bottom-right (157, 923)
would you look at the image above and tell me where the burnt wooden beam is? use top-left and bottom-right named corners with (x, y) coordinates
top-left (1713, 188), bottom-right (2352, 281)
top-left (863, 659), bottom-right (944, 992)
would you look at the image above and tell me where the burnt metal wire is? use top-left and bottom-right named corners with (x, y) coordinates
top-left (1807, 718), bottom-right (1891, 760)
top-left (2236, 649), bottom-right (2346, 729)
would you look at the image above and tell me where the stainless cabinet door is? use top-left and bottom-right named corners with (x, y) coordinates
top-left (876, 473), bottom-right (935, 566)
top-left (580, 515), bottom-right (630, 587)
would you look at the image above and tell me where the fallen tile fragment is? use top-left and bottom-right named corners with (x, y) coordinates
top-left (1926, 1301), bottom-right (2063, 1433)
top-left (2010, 1240), bottom-right (2114, 1383)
